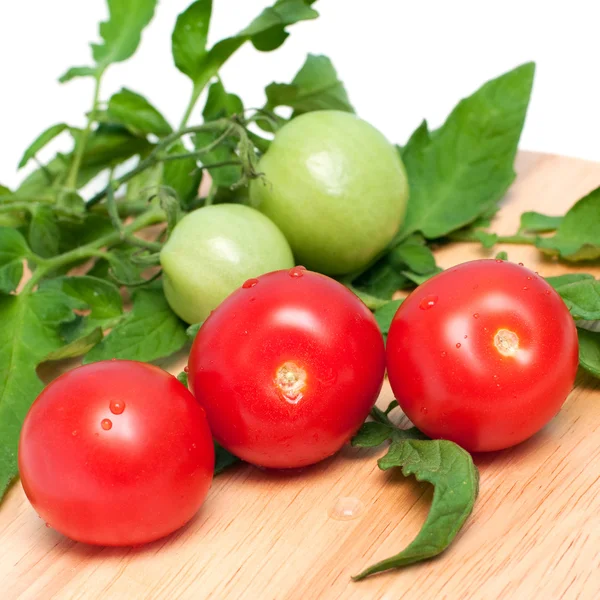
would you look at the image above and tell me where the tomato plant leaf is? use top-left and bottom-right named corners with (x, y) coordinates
top-left (353, 259), bottom-right (411, 301)
top-left (163, 141), bottom-right (203, 206)
top-left (172, 0), bottom-right (213, 83)
top-left (214, 442), bottom-right (241, 475)
top-left (0, 289), bottom-right (78, 498)
top-left (18, 123), bottom-right (69, 169)
top-left (59, 66), bottom-right (98, 84)
top-left (551, 277), bottom-right (600, 321)
top-left (519, 211), bottom-right (563, 233)
top-left (374, 299), bottom-right (403, 341)
top-left (186, 322), bottom-right (203, 340)
top-left (353, 439), bottom-right (479, 580)
top-left (28, 205), bottom-right (61, 258)
top-left (546, 273), bottom-right (594, 289)
top-left (43, 328), bottom-right (104, 362)
top-left (351, 421), bottom-right (398, 447)
top-left (402, 268), bottom-right (443, 286)
top-left (398, 62), bottom-right (535, 240)
top-left (535, 187), bottom-right (600, 260)
top-left (265, 54), bottom-right (354, 115)
top-left (0, 228), bottom-right (30, 293)
top-left (578, 329), bottom-right (600, 379)
top-left (83, 286), bottom-right (187, 363)
top-left (390, 242), bottom-right (437, 275)
top-left (105, 88), bottom-right (172, 137)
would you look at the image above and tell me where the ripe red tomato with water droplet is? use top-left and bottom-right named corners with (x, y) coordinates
top-left (188, 269), bottom-right (386, 468)
top-left (386, 259), bottom-right (578, 452)
top-left (19, 361), bottom-right (214, 546)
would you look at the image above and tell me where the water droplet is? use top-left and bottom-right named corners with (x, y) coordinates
top-left (45, 523), bottom-right (51, 528)
top-left (419, 295), bottom-right (438, 310)
top-left (420, 406), bottom-right (428, 414)
top-left (464, 335), bottom-right (468, 339)
top-left (527, 276), bottom-right (532, 280)
top-left (94, 432), bottom-right (99, 437)
top-left (250, 298), bottom-right (255, 302)
top-left (441, 351), bottom-right (447, 357)
top-left (191, 443), bottom-right (197, 449)
top-left (111, 358), bottom-right (116, 362)
top-left (473, 313), bottom-right (479, 319)
top-left (109, 400), bottom-right (125, 415)
top-left (328, 497), bottom-right (364, 521)
top-left (242, 278), bottom-right (259, 289)
top-left (72, 430), bottom-right (78, 437)
top-left (493, 374), bottom-right (499, 380)
top-left (101, 419), bottom-right (112, 431)
top-left (495, 259), bottom-right (503, 263)
top-left (535, 271), bottom-right (539, 275)
top-left (184, 366), bottom-right (189, 373)
top-left (518, 262), bottom-right (524, 266)
top-left (484, 327), bottom-right (489, 332)
top-left (496, 383), bottom-right (501, 388)
top-left (288, 266), bottom-right (306, 278)
top-left (545, 290), bottom-right (551, 295)
top-left (456, 343), bottom-right (462, 348)
top-left (523, 286), bottom-right (529, 291)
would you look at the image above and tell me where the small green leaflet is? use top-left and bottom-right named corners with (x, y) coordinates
top-left (29, 205), bottom-right (61, 258)
top-left (105, 88), bottom-right (172, 137)
top-left (373, 299), bottom-right (403, 341)
top-left (0, 228), bottom-right (30, 293)
top-left (546, 273), bottom-right (593, 289)
top-left (578, 329), bottom-right (600, 379)
top-left (519, 211), bottom-right (563, 233)
top-left (172, 0), bottom-right (212, 83)
top-left (353, 439), bottom-right (479, 580)
top-left (535, 187), bottom-right (600, 260)
top-left (0, 289), bottom-right (78, 499)
top-left (389, 242), bottom-right (437, 275)
top-left (60, 0), bottom-right (158, 80)
top-left (18, 123), bottom-right (69, 169)
top-left (79, 126), bottom-right (152, 169)
top-left (551, 277), bottom-right (600, 321)
top-left (163, 141), bottom-right (203, 206)
top-left (402, 269), bottom-right (443, 286)
top-left (172, 0), bottom-right (318, 90)
top-left (398, 62), bottom-right (535, 241)
top-left (83, 285), bottom-right (187, 364)
top-left (265, 54), bottom-right (354, 115)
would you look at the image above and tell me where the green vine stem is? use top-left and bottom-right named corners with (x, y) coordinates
top-left (448, 231), bottom-right (537, 245)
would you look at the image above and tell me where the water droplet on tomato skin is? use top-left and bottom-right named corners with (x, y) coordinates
top-left (184, 366), bottom-right (189, 373)
top-left (518, 262), bottom-right (524, 267)
top-left (419, 295), bottom-right (438, 310)
top-left (473, 313), bottom-right (479, 319)
top-left (420, 406), bottom-right (428, 414)
top-left (440, 351), bottom-right (447, 358)
top-left (109, 400), bottom-right (125, 415)
top-left (111, 358), bottom-right (116, 362)
top-left (493, 374), bottom-right (499, 380)
top-left (464, 335), bottom-right (468, 339)
top-left (527, 276), bottom-right (532, 280)
top-left (71, 430), bottom-right (78, 437)
top-left (523, 286), bottom-right (529, 291)
top-left (101, 419), bottom-right (112, 431)
top-left (456, 343), bottom-right (462, 349)
top-left (288, 266), bottom-right (306, 278)
top-left (242, 278), bottom-right (259, 289)
top-left (45, 522), bottom-right (51, 528)
top-left (495, 259), bottom-right (503, 263)
top-left (328, 497), bottom-right (364, 521)
top-left (545, 290), bottom-right (551, 295)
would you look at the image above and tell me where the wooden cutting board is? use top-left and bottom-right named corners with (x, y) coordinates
top-left (1, 152), bottom-right (600, 600)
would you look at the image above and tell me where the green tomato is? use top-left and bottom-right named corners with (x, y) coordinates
top-left (160, 204), bottom-right (294, 324)
top-left (249, 110), bottom-right (408, 276)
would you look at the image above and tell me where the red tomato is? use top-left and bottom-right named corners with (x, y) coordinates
top-left (19, 361), bottom-right (214, 546)
top-left (386, 259), bottom-right (579, 452)
top-left (188, 268), bottom-right (386, 468)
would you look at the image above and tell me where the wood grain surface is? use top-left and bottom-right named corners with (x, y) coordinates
top-left (1, 151), bottom-right (600, 600)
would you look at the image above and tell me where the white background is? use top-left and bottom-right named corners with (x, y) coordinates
top-left (1, 0), bottom-right (599, 189)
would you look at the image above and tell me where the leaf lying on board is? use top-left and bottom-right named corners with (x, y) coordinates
top-left (577, 329), bottom-right (600, 379)
top-left (373, 299), bottom-right (403, 342)
top-left (519, 211), bottom-right (563, 233)
top-left (535, 186), bottom-right (600, 260)
top-left (350, 401), bottom-right (478, 579)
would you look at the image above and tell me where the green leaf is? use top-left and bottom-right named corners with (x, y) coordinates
top-left (0, 289), bottom-right (78, 498)
top-left (172, 0), bottom-right (212, 82)
top-left (18, 123), bottom-right (69, 169)
top-left (551, 277), bottom-right (600, 321)
top-left (374, 299), bottom-right (403, 341)
top-left (473, 230), bottom-right (498, 249)
top-left (0, 228), bottom-right (30, 293)
top-left (546, 273), bottom-right (594, 289)
top-left (390, 243), bottom-right (437, 275)
top-left (194, 80), bottom-right (243, 188)
top-left (535, 187), bottom-right (600, 260)
top-left (106, 88), bottom-right (172, 137)
top-left (398, 62), bottom-right (535, 240)
top-left (265, 54), bottom-right (353, 115)
top-left (28, 205), bottom-right (60, 258)
top-left (214, 441), bottom-right (241, 475)
top-left (353, 439), bottom-right (479, 580)
top-left (163, 141), bottom-right (203, 205)
top-left (402, 268), bottom-right (443, 286)
top-left (578, 329), bottom-right (600, 379)
top-left (43, 328), bottom-right (104, 361)
top-left (351, 421), bottom-right (398, 447)
top-left (519, 211), bottom-right (563, 233)
top-left (353, 258), bottom-right (411, 301)
top-left (92, 0), bottom-right (158, 72)
top-left (175, 0), bottom-right (318, 90)
top-left (83, 286), bottom-right (187, 363)
top-left (186, 322), bottom-right (203, 340)
top-left (59, 66), bottom-right (97, 83)
top-left (80, 125), bottom-right (153, 169)
top-left (495, 251), bottom-right (508, 261)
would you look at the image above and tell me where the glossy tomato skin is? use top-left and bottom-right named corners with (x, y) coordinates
top-left (19, 361), bottom-right (214, 546)
top-left (188, 268), bottom-right (386, 468)
top-left (386, 259), bottom-right (579, 452)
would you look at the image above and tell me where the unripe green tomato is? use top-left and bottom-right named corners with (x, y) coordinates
top-left (160, 204), bottom-right (294, 324)
top-left (249, 111), bottom-right (409, 276)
